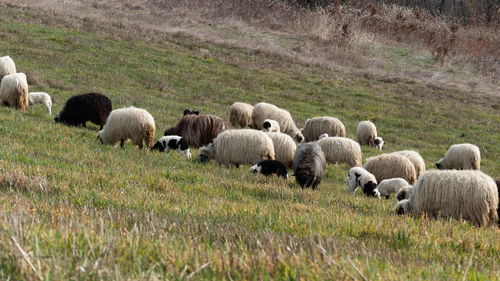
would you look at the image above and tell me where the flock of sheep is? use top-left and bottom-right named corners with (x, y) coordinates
top-left (1, 55), bottom-right (499, 228)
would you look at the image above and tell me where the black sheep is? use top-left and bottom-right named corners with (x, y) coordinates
top-left (249, 160), bottom-right (288, 179)
top-left (293, 142), bottom-right (326, 189)
top-left (54, 93), bottom-right (112, 129)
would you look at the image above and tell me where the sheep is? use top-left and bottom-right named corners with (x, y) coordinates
top-left (396, 170), bottom-right (499, 227)
top-left (249, 160), bottom-right (288, 179)
top-left (164, 114), bottom-right (229, 148)
top-left (436, 143), bottom-right (481, 170)
top-left (262, 119), bottom-right (280, 133)
top-left (303, 116), bottom-right (345, 142)
top-left (98, 106), bottom-right (155, 149)
top-left (151, 136), bottom-right (191, 159)
top-left (266, 132), bottom-right (296, 168)
top-left (28, 92), bottom-right (52, 115)
top-left (356, 120), bottom-right (378, 146)
top-left (293, 142), bottom-right (326, 190)
top-left (374, 137), bottom-right (384, 150)
top-left (376, 178), bottom-right (410, 199)
top-left (0, 56), bottom-right (16, 80)
top-left (364, 153), bottom-right (417, 184)
top-left (391, 150), bottom-right (426, 179)
top-left (251, 102), bottom-right (304, 142)
top-left (347, 167), bottom-right (379, 197)
top-left (229, 102), bottom-right (253, 128)
top-left (396, 186), bottom-right (412, 201)
top-left (317, 136), bottom-right (362, 167)
top-left (55, 93), bottom-right (112, 129)
top-left (183, 109), bottom-right (199, 116)
top-left (197, 129), bottom-right (274, 168)
top-left (496, 179), bottom-right (500, 226)
top-left (0, 73), bottom-right (28, 110)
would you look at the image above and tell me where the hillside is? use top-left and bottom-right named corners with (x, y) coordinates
top-left (1, 3), bottom-right (500, 280)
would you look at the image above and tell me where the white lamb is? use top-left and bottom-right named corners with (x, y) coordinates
top-left (376, 178), bottom-right (410, 199)
top-left (28, 92), bottom-right (52, 115)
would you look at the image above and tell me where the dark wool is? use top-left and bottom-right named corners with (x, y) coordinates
top-left (254, 160), bottom-right (288, 179)
top-left (55, 93), bottom-right (112, 129)
top-left (164, 114), bottom-right (229, 148)
top-left (293, 142), bottom-right (326, 190)
top-left (183, 109), bottom-right (199, 116)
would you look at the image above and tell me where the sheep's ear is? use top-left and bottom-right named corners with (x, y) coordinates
top-left (194, 110), bottom-right (199, 115)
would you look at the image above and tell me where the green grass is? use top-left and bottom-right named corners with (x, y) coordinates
top-left (1, 5), bottom-right (500, 280)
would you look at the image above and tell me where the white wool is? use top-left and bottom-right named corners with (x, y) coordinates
top-left (391, 150), bottom-right (426, 179)
top-left (28, 92), bottom-right (52, 115)
top-left (356, 120), bottom-right (377, 146)
top-left (262, 119), bottom-right (280, 133)
top-left (0, 73), bottom-right (28, 110)
top-left (317, 136), bottom-right (362, 167)
top-left (0, 56), bottom-right (16, 79)
top-left (229, 102), bottom-right (253, 128)
top-left (303, 116), bottom-right (345, 142)
top-left (436, 143), bottom-right (480, 170)
top-left (265, 132), bottom-right (296, 168)
top-left (318, 133), bottom-right (329, 140)
top-left (364, 153), bottom-right (417, 184)
top-left (251, 102), bottom-right (303, 142)
top-left (376, 178), bottom-right (410, 199)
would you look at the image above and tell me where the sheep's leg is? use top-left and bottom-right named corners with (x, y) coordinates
top-left (82, 122), bottom-right (87, 128)
top-left (235, 163), bottom-right (240, 169)
top-left (120, 139), bottom-right (125, 149)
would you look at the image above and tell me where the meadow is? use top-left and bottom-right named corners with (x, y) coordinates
top-left (1, 4), bottom-right (500, 280)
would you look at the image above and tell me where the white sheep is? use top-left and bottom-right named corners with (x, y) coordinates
top-left (364, 153), bottom-right (417, 184)
top-left (436, 143), bottom-right (480, 170)
top-left (266, 132), bottom-right (296, 168)
top-left (262, 119), bottom-right (280, 133)
top-left (0, 73), bottom-right (28, 110)
top-left (356, 120), bottom-right (378, 146)
top-left (0, 56), bottom-right (16, 80)
top-left (98, 106), bottom-right (156, 149)
top-left (197, 129), bottom-right (275, 168)
top-left (391, 150), bottom-right (426, 179)
top-left (303, 116), bottom-right (345, 142)
top-left (317, 136), bottom-right (362, 167)
top-left (347, 167), bottom-right (380, 197)
top-left (293, 142), bottom-right (326, 189)
top-left (229, 102), bottom-right (253, 128)
top-left (251, 102), bottom-right (304, 142)
top-left (376, 178), bottom-right (410, 199)
top-left (396, 170), bottom-right (499, 227)
top-left (28, 92), bottom-right (52, 115)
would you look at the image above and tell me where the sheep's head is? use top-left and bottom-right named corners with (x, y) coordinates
top-left (396, 186), bottom-right (411, 201)
top-left (294, 170), bottom-right (315, 188)
top-left (396, 200), bottom-right (410, 215)
top-left (197, 143), bottom-right (215, 163)
top-left (374, 137), bottom-right (384, 150)
top-left (294, 132), bottom-right (304, 143)
top-left (262, 120), bottom-right (272, 131)
top-left (97, 131), bottom-right (104, 145)
top-left (435, 159), bottom-right (444, 169)
top-left (151, 140), bottom-right (166, 152)
top-left (249, 164), bottom-right (261, 173)
top-left (54, 112), bottom-right (61, 123)
top-left (362, 181), bottom-right (380, 198)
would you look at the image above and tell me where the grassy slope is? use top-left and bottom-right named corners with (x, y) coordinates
top-left (1, 5), bottom-right (500, 280)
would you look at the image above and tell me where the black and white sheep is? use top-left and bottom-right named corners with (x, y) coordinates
top-left (0, 56), bottom-right (16, 80)
top-left (303, 116), bottom-right (345, 142)
top-left (356, 120), bottom-right (379, 147)
top-left (317, 136), bottom-right (362, 167)
top-left (183, 109), bottom-right (199, 116)
top-left (55, 93), bottom-right (112, 129)
top-left (151, 135), bottom-right (191, 159)
top-left (28, 92), bottom-right (52, 115)
top-left (229, 102), bottom-right (253, 128)
top-left (347, 167), bottom-right (379, 197)
top-left (436, 143), bottom-right (481, 170)
top-left (98, 106), bottom-right (155, 149)
top-left (293, 142), bottom-right (326, 189)
top-left (251, 102), bottom-right (304, 142)
top-left (164, 114), bottom-right (229, 148)
top-left (376, 178), bottom-right (410, 199)
top-left (249, 160), bottom-right (288, 179)
top-left (364, 153), bottom-right (417, 184)
top-left (396, 170), bottom-right (499, 227)
top-left (197, 129), bottom-right (275, 168)
top-left (266, 132), bottom-right (296, 168)
top-left (391, 150), bottom-right (426, 179)
top-left (0, 73), bottom-right (28, 110)
top-left (374, 137), bottom-right (384, 150)
top-left (262, 119), bottom-right (280, 133)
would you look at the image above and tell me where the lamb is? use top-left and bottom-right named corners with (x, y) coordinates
top-left (251, 102), bottom-right (304, 142)
top-left (55, 93), bottom-right (112, 129)
top-left (293, 142), bottom-right (326, 189)
top-left (151, 135), bottom-right (191, 159)
top-left (28, 92), bottom-right (52, 115)
top-left (317, 136), bottom-right (362, 167)
top-left (164, 114), bottom-right (229, 148)
top-left (197, 129), bottom-right (274, 168)
top-left (396, 170), bottom-right (499, 227)
top-left (356, 121), bottom-right (379, 146)
top-left (391, 150), bottom-right (426, 179)
top-left (266, 132), bottom-right (296, 168)
top-left (347, 167), bottom-right (379, 197)
top-left (376, 178), bottom-right (410, 199)
top-left (0, 73), bottom-right (28, 110)
top-left (262, 119), bottom-right (280, 133)
top-left (249, 160), bottom-right (288, 179)
top-left (0, 56), bottom-right (16, 80)
top-left (229, 102), bottom-right (253, 128)
top-left (364, 153), bottom-right (417, 184)
top-left (303, 116), bottom-right (345, 142)
top-left (436, 143), bottom-right (481, 170)
top-left (374, 137), bottom-right (384, 150)
top-left (183, 109), bottom-right (199, 116)
top-left (98, 106), bottom-right (155, 149)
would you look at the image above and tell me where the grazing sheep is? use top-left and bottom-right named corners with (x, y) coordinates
top-left (262, 119), bottom-right (280, 133)
top-left (436, 143), bottom-right (481, 170)
top-left (55, 93), bottom-right (112, 129)
top-left (28, 92), bottom-right (52, 115)
top-left (396, 186), bottom-right (412, 201)
top-left (374, 137), bottom-right (384, 150)
top-left (293, 142), bottom-right (326, 189)
top-left (347, 167), bottom-right (379, 197)
top-left (183, 109), bottom-right (199, 116)
top-left (250, 160), bottom-right (288, 179)
top-left (266, 132), bottom-right (296, 168)
top-left (251, 102), bottom-right (304, 142)
top-left (0, 56), bottom-right (16, 80)
top-left (303, 116), bottom-right (345, 142)
top-left (364, 153), bottom-right (417, 184)
top-left (496, 179), bottom-right (500, 226)
top-left (317, 136), bottom-right (362, 167)
top-left (98, 106), bottom-right (155, 149)
top-left (376, 178), bottom-right (410, 199)
top-left (229, 102), bottom-right (253, 128)
top-left (356, 120), bottom-right (378, 146)
top-left (391, 150), bottom-right (426, 179)
top-left (197, 129), bottom-right (274, 168)
top-left (396, 170), bottom-right (499, 227)
top-left (164, 114), bottom-right (229, 148)
top-left (0, 73), bottom-right (28, 110)
top-left (151, 135), bottom-right (191, 159)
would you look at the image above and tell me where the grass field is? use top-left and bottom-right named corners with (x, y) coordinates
top-left (1, 4), bottom-right (500, 280)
